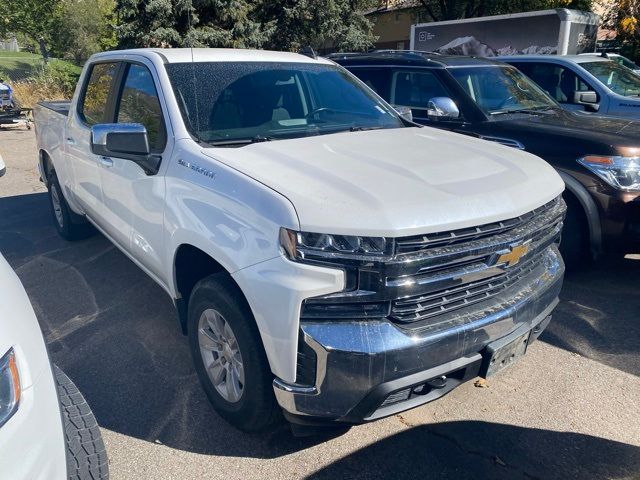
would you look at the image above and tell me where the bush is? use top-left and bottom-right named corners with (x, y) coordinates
top-left (10, 62), bottom-right (81, 109)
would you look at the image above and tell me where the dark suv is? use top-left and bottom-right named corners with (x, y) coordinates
top-left (332, 51), bottom-right (640, 267)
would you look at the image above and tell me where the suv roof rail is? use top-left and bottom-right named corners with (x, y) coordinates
top-left (372, 49), bottom-right (442, 56)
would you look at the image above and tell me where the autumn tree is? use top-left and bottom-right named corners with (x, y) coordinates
top-left (600, 0), bottom-right (640, 61)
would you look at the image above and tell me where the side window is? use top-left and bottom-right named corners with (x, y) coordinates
top-left (80, 62), bottom-right (119, 125)
top-left (391, 70), bottom-right (450, 120)
top-left (351, 69), bottom-right (392, 100)
top-left (513, 62), bottom-right (596, 105)
top-left (116, 64), bottom-right (167, 152)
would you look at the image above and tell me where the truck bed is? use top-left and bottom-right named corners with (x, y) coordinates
top-left (37, 101), bottom-right (71, 117)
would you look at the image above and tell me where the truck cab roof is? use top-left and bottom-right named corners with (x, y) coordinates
top-left (90, 48), bottom-right (333, 65)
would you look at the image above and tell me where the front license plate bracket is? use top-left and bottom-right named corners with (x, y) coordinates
top-left (481, 331), bottom-right (531, 378)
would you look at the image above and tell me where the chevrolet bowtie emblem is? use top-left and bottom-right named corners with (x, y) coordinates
top-left (496, 243), bottom-right (530, 267)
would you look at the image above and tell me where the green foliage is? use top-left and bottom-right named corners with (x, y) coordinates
top-left (52, 0), bottom-right (118, 63)
top-left (115, 0), bottom-right (376, 51)
top-left (41, 61), bottom-right (82, 93)
top-left (0, 0), bottom-right (116, 64)
top-left (0, 0), bottom-right (60, 60)
top-left (259, 0), bottom-right (375, 52)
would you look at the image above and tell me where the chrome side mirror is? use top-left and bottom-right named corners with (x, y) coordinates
top-left (90, 123), bottom-right (160, 175)
top-left (0, 154), bottom-right (6, 177)
top-left (427, 97), bottom-right (460, 120)
top-left (392, 105), bottom-right (413, 122)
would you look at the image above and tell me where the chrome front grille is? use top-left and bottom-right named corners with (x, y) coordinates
top-left (300, 196), bottom-right (565, 328)
top-left (395, 197), bottom-right (559, 253)
top-left (389, 197), bottom-right (565, 326)
top-left (390, 255), bottom-right (539, 324)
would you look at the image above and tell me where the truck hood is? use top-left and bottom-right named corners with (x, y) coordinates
top-left (202, 127), bottom-right (563, 237)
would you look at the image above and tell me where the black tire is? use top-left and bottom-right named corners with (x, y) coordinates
top-left (47, 170), bottom-right (93, 240)
top-left (559, 194), bottom-right (592, 271)
top-left (188, 273), bottom-right (281, 432)
top-left (54, 365), bottom-right (109, 480)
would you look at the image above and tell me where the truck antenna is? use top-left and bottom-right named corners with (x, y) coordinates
top-left (299, 46), bottom-right (318, 59)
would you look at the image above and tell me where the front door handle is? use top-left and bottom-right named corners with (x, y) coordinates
top-left (99, 156), bottom-right (114, 168)
top-left (66, 137), bottom-right (76, 145)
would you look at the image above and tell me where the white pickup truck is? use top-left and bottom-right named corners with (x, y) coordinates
top-left (34, 48), bottom-right (566, 432)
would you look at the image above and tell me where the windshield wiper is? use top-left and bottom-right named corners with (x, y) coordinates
top-left (490, 107), bottom-right (554, 116)
top-left (349, 125), bottom-right (384, 132)
top-left (208, 135), bottom-right (275, 147)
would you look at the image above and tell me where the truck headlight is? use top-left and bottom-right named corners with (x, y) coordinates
top-left (280, 228), bottom-right (391, 262)
top-left (578, 154), bottom-right (640, 191)
top-left (0, 348), bottom-right (21, 428)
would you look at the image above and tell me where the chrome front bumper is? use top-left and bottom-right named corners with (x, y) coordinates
top-left (274, 245), bottom-right (564, 423)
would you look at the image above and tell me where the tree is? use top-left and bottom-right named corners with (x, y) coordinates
top-left (115, 0), bottom-right (270, 49)
top-left (114, 0), bottom-right (376, 51)
top-left (0, 0), bottom-right (60, 61)
top-left (53, 0), bottom-right (118, 63)
top-left (258, 0), bottom-right (376, 52)
top-left (600, 0), bottom-right (640, 61)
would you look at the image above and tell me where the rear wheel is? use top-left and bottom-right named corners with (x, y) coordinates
top-left (559, 194), bottom-right (592, 271)
top-left (188, 274), bottom-right (280, 432)
top-left (47, 171), bottom-right (93, 240)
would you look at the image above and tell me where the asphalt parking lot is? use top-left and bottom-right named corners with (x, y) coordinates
top-left (1, 127), bottom-right (639, 480)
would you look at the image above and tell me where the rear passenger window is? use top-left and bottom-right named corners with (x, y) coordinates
top-left (80, 63), bottom-right (119, 125)
top-left (391, 70), bottom-right (449, 120)
top-left (351, 69), bottom-right (392, 99)
top-left (116, 64), bottom-right (167, 152)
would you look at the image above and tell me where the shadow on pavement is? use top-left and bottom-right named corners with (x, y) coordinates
top-left (0, 192), bottom-right (639, 461)
top-left (307, 421), bottom-right (640, 480)
top-left (542, 255), bottom-right (640, 377)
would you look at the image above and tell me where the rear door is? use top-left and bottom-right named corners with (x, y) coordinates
top-left (66, 62), bottom-right (120, 218)
top-left (98, 60), bottom-right (171, 281)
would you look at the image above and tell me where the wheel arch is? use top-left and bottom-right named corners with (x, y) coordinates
top-left (172, 243), bottom-right (246, 334)
top-left (39, 149), bottom-right (54, 186)
top-left (557, 171), bottom-right (602, 257)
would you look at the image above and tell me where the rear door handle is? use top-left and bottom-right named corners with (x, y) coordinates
top-left (99, 156), bottom-right (113, 168)
top-left (66, 137), bottom-right (76, 145)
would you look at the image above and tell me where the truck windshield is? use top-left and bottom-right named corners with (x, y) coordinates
top-left (166, 62), bottom-right (404, 145)
top-left (449, 66), bottom-right (557, 115)
top-left (580, 61), bottom-right (640, 97)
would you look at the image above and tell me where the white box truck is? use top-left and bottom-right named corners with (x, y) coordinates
top-left (410, 8), bottom-right (599, 57)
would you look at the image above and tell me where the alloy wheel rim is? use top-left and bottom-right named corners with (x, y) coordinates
top-left (51, 184), bottom-right (64, 228)
top-left (197, 308), bottom-right (245, 403)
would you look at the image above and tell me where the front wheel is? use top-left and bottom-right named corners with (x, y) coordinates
top-left (188, 274), bottom-right (280, 432)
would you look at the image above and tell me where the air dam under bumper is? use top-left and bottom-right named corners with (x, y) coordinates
top-left (273, 246), bottom-right (563, 424)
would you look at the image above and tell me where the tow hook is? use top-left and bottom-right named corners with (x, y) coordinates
top-left (413, 375), bottom-right (448, 395)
